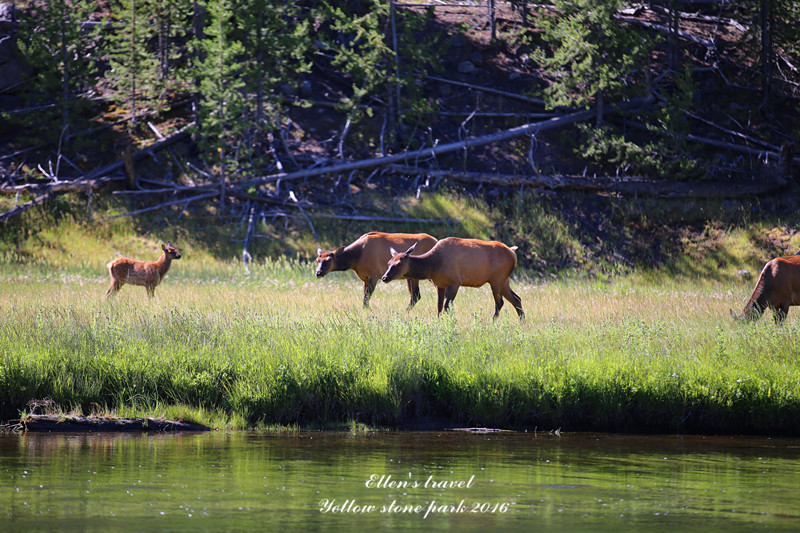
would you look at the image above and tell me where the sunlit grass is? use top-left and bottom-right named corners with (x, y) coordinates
top-left (1, 256), bottom-right (799, 435)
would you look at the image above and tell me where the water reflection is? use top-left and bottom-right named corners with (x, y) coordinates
top-left (1, 431), bottom-right (799, 532)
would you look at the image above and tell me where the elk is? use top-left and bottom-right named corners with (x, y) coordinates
top-left (315, 232), bottom-right (438, 309)
top-left (730, 254), bottom-right (800, 324)
top-left (106, 242), bottom-right (181, 298)
top-left (382, 237), bottom-right (524, 321)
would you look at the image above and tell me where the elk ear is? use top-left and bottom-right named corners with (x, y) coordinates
top-left (161, 243), bottom-right (167, 251)
top-left (333, 246), bottom-right (345, 256)
top-left (317, 247), bottom-right (324, 256)
top-left (404, 242), bottom-right (417, 255)
top-left (389, 246), bottom-right (399, 257)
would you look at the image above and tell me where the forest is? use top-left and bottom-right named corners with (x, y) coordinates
top-left (1, 0), bottom-right (800, 272)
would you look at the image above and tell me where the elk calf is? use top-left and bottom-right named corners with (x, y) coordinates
top-left (106, 242), bottom-right (181, 298)
top-left (382, 237), bottom-right (524, 321)
top-left (315, 232), bottom-right (438, 309)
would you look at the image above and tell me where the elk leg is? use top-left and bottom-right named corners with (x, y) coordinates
top-left (491, 287), bottom-right (504, 318)
top-left (363, 276), bottom-right (378, 308)
top-left (443, 286), bottom-right (460, 313)
top-left (437, 287), bottom-right (446, 315)
top-left (106, 281), bottom-right (122, 298)
top-left (146, 285), bottom-right (156, 298)
top-left (406, 279), bottom-right (421, 311)
top-left (502, 284), bottom-right (525, 321)
top-left (773, 304), bottom-right (789, 325)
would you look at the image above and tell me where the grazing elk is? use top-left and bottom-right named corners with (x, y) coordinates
top-left (382, 237), bottom-right (524, 321)
top-left (315, 232), bottom-right (438, 309)
top-left (730, 254), bottom-right (800, 324)
top-left (106, 242), bottom-right (181, 298)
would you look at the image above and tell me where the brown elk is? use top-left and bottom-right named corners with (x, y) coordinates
top-left (382, 237), bottom-right (524, 321)
top-left (730, 254), bottom-right (800, 324)
top-left (106, 242), bottom-right (181, 298)
top-left (315, 232), bottom-right (438, 309)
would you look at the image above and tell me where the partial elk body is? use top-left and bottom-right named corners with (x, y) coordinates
top-left (731, 254), bottom-right (800, 324)
top-left (315, 232), bottom-right (438, 309)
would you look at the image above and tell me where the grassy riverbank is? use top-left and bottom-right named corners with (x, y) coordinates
top-left (2, 257), bottom-right (800, 435)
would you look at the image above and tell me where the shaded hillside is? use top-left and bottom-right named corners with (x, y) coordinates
top-left (1, 1), bottom-right (800, 273)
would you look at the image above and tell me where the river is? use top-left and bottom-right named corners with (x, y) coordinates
top-left (2, 431), bottom-right (799, 532)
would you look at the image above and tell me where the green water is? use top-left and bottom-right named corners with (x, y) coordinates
top-left (1, 431), bottom-right (799, 532)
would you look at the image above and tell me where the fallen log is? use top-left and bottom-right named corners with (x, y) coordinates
top-left (389, 165), bottom-right (787, 199)
top-left (239, 108), bottom-right (601, 189)
top-left (101, 191), bottom-right (218, 220)
top-left (239, 98), bottom-right (656, 190)
top-left (11, 414), bottom-right (211, 432)
top-left (83, 123), bottom-right (194, 181)
top-left (0, 124), bottom-right (194, 222)
top-left (424, 75), bottom-right (547, 106)
top-left (0, 176), bottom-right (121, 196)
top-left (0, 177), bottom-right (122, 222)
top-left (271, 211), bottom-right (459, 225)
top-left (614, 15), bottom-right (716, 51)
top-left (620, 119), bottom-right (800, 165)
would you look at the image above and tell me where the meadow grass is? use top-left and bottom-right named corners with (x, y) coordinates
top-left (2, 257), bottom-right (799, 435)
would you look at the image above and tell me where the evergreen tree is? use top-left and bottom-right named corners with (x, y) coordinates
top-left (742, 0), bottom-right (800, 105)
top-left (102, 0), bottom-right (190, 128)
top-left (151, 0), bottom-right (192, 98)
top-left (16, 0), bottom-right (97, 139)
top-left (102, 0), bottom-right (156, 128)
top-left (313, 0), bottom-right (441, 152)
top-left (318, 0), bottom-right (394, 135)
top-left (190, 0), bottom-right (246, 209)
top-left (232, 0), bottom-right (311, 162)
top-left (533, 0), bottom-right (652, 125)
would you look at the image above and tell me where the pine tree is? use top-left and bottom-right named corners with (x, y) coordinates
top-left (233, 0), bottom-right (311, 162)
top-left (190, 0), bottom-right (246, 209)
top-left (533, 0), bottom-right (652, 125)
top-left (16, 0), bottom-right (97, 139)
top-left (151, 0), bottom-right (192, 103)
top-left (319, 0), bottom-right (394, 135)
top-left (743, 0), bottom-right (800, 105)
top-left (102, 0), bottom-right (190, 128)
top-left (314, 0), bottom-right (441, 152)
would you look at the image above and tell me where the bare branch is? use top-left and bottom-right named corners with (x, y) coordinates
top-left (389, 165), bottom-right (788, 199)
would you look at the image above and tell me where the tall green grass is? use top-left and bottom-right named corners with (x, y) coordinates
top-left (2, 257), bottom-right (799, 435)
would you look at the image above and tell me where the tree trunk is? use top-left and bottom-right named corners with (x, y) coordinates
top-left (192, 0), bottom-right (205, 129)
top-left (488, 0), bottom-right (496, 42)
top-left (595, 92), bottom-right (604, 128)
top-left (219, 149), bottom-right (226, 212)
top-left (760, 0), bottom-right (774, 106)
top-left (668, 0), bottom-right (679, 69)
top-left (389, 0), bottom-right (401, 136)
top-left (60, 3), bottom-right (69, 130)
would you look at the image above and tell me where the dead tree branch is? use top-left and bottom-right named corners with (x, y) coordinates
top-left (389, 165), bottom-right (787, 199)
top-left (0, 176), bottom-right (121, 222)
top-left (0, 124), bottom-right (194, 222)
top-left (239, 107), bottom-right (608, 189)
top-left (615, 15), bottom-right (716, 52)
top-left (425, 75), bottom-right (547, 106)
top-left (100, 192), bottom-right (218, 220)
